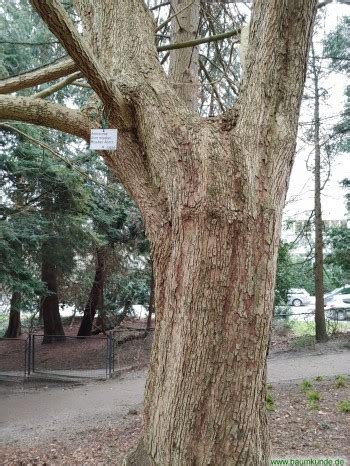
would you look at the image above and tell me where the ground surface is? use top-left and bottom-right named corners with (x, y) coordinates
top-left (1, 346), bottom-right (349, 465)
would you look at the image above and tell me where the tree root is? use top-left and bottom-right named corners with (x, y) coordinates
top-left (123, 439), bottom-right (152, 466)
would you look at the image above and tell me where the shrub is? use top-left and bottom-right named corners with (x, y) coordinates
top-left (266, 393), bottom-right (275, 411)
top-left (334, 375), bottom-right (346, 389)
top-left (338, 400), bottom-right (350, 413)
top-left (307, 390), bottom-right (320, 402)
top-left (301, 380), bottom-right (312, 391)
top-left (308, 400), bottom-right (319, 410)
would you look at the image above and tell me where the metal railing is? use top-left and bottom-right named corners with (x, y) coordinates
top-left (0, 333), bottom-right (116, 380)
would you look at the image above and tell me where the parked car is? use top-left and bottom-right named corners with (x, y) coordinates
top-left (287, 288), bottom-right (311, 307)
top-left (324, 285), bottom-right (350, 304)
top-left (325, 295), bottom-right (350, 321)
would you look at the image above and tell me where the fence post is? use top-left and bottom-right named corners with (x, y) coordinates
top-left (27, 334), bottom-right (31, 376)
top-left (24, 337), bottom-right (28, 378)
top-left (108, 332), bottom-right (113, 378)
top-left (31, 334), bottom-right (35, 373)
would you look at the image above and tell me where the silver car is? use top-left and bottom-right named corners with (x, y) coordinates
top-left (287, 288), bottom-right (311, 307)
top-left (324, 285), bottom-right (350, 304)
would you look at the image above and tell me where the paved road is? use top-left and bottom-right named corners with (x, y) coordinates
top-left (1, 351), bottom-right (349, 445)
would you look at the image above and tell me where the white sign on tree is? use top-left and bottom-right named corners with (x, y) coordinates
top-left (90, 129), bottom-right (118, 150)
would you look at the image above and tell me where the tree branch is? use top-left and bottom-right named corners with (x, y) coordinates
top-left (0, 94), bottom-right (92, 140)
top-left (31, 0), bottom-right (133, 130)
top-left (0, 58), bottom-right (78, 94)
top-left (157, 28), bottom-right (240, 52)
top-left (34, 72), bottom-right (83, 99)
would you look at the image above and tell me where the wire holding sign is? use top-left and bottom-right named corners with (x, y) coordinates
top-left (90, 129), bottom-right (118, 150)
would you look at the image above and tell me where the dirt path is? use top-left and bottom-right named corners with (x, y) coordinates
top-left (267, 351), bottom-right (350, 382)
top-left (1, 351), bottom-right (349, 446)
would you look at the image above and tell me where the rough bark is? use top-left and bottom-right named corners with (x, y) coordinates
top-left (311, 45), bottom-right (328, 343)
top-left (0, 58), bottom-right (77, 94)
top-left (146, 265), bottom-right (155, 331)
top-left (0, 95), bottom-right (93, 140)
top-left (77, 246), bottom-right (107, 337)
top-left (168, 0), bottom-right (200, 109)
top-left (4, 291), bottom-right (21, 338)
top-left (40, 242), bottom-right (65, 343)
top-left (5, 0), bottom-right (317, 462)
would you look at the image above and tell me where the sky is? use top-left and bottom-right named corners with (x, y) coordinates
top-left (284, 3), bottom-right (349, 221)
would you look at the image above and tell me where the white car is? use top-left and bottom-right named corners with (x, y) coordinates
top-left (325, 295), bottom-right (350, 321)
top-left (287, 288), bottom-right (311, 307)
top-left (324, 285), bottom-right (350, 304)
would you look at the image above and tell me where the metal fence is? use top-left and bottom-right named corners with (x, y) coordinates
top-left (111, 329), bottom-right (152, 370)
top-left (0, 333), bottom-right (115, 380)
top-left (29, 334), bottom-right (114, 380)
top-left (0, 330), bottom-right (153, 380)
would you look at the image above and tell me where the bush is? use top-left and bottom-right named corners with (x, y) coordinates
top-left (335, 375), bottom-right (346, 389)
top-left (301, 380), bottom-right (312, 391)
top-left (338, 400), bottom-right (350, 413)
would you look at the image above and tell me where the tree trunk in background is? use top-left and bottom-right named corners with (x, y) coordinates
top-left (169, 0), bottom-right (200, 109)
top-left (77, 246), bottom-right (106, 337)
top-left (311, 44), bottom-right (328, 343)
top-left (4, 291), bottom-right (21, 338)
top-left (41, 243), bottom-right (65, 343)
top-left (146, 264), bottom-right (154, 331)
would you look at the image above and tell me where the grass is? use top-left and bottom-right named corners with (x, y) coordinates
top-left (334, 375), bottom-right (346, 389)
top-left (308, 399), bottom-right (319, 410)
top-left (306, 390), bottom-right (320, 402)
top-left (301, 380), bottom-right (313, 391)
top-left (280, 320), bottom-right (350, 338)
top-left (338, 400), bottom-right (350, 413)
top-left (266, 392), bottom-right (275, 411)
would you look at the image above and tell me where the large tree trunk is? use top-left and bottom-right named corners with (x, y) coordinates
top-left (311, 44), bottom-right (328, 343)
top-left (4, 291), bottom-right (21, 338)
top-left (140, 212), bottom-right (280, 464)
top-left (77, 246), bottom-right (106, 337)
top-left (41, 243), bottom-right (65, 343)
top-left (5, 0), bottom-right (317, 463)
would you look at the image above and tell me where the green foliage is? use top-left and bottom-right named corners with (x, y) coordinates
top-left (325, 228), bottom-right (350, 279)
top-left (266, 392), bottom-right (275, 412)
top-left (334, 375), bottom-right (346, 389)
top-left (307, 399), bottom-right (319, 411)
top-left (324, 17), bottom-right (350, 153)
top-left (301, 380), bottom-right (313, 392)
top-left (338, 400), bottom-right (350, 413)
top-left (275, 242), bottom-right (294, 305)
top-left (306, 390), bottom-right (320, 402)
top-left (324, 17), bottom-right (349, 73)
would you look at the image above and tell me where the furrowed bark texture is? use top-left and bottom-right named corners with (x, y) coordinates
top-left (168, 0), bottom-right (200, 109)
top-left (11, 0), bottom-right (317, 463)
top-left (77, 246), bottom-right (107, 337)
top-left (41, 242), bottom-right (65, 343)
top-left (4, 291), bottom-right (21, 338)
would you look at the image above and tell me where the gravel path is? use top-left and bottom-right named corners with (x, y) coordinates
top-left (1, 350), bottom-right (349, 446)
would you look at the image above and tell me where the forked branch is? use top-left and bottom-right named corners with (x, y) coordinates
top-left (31, 0), bottom-right (133, 130)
